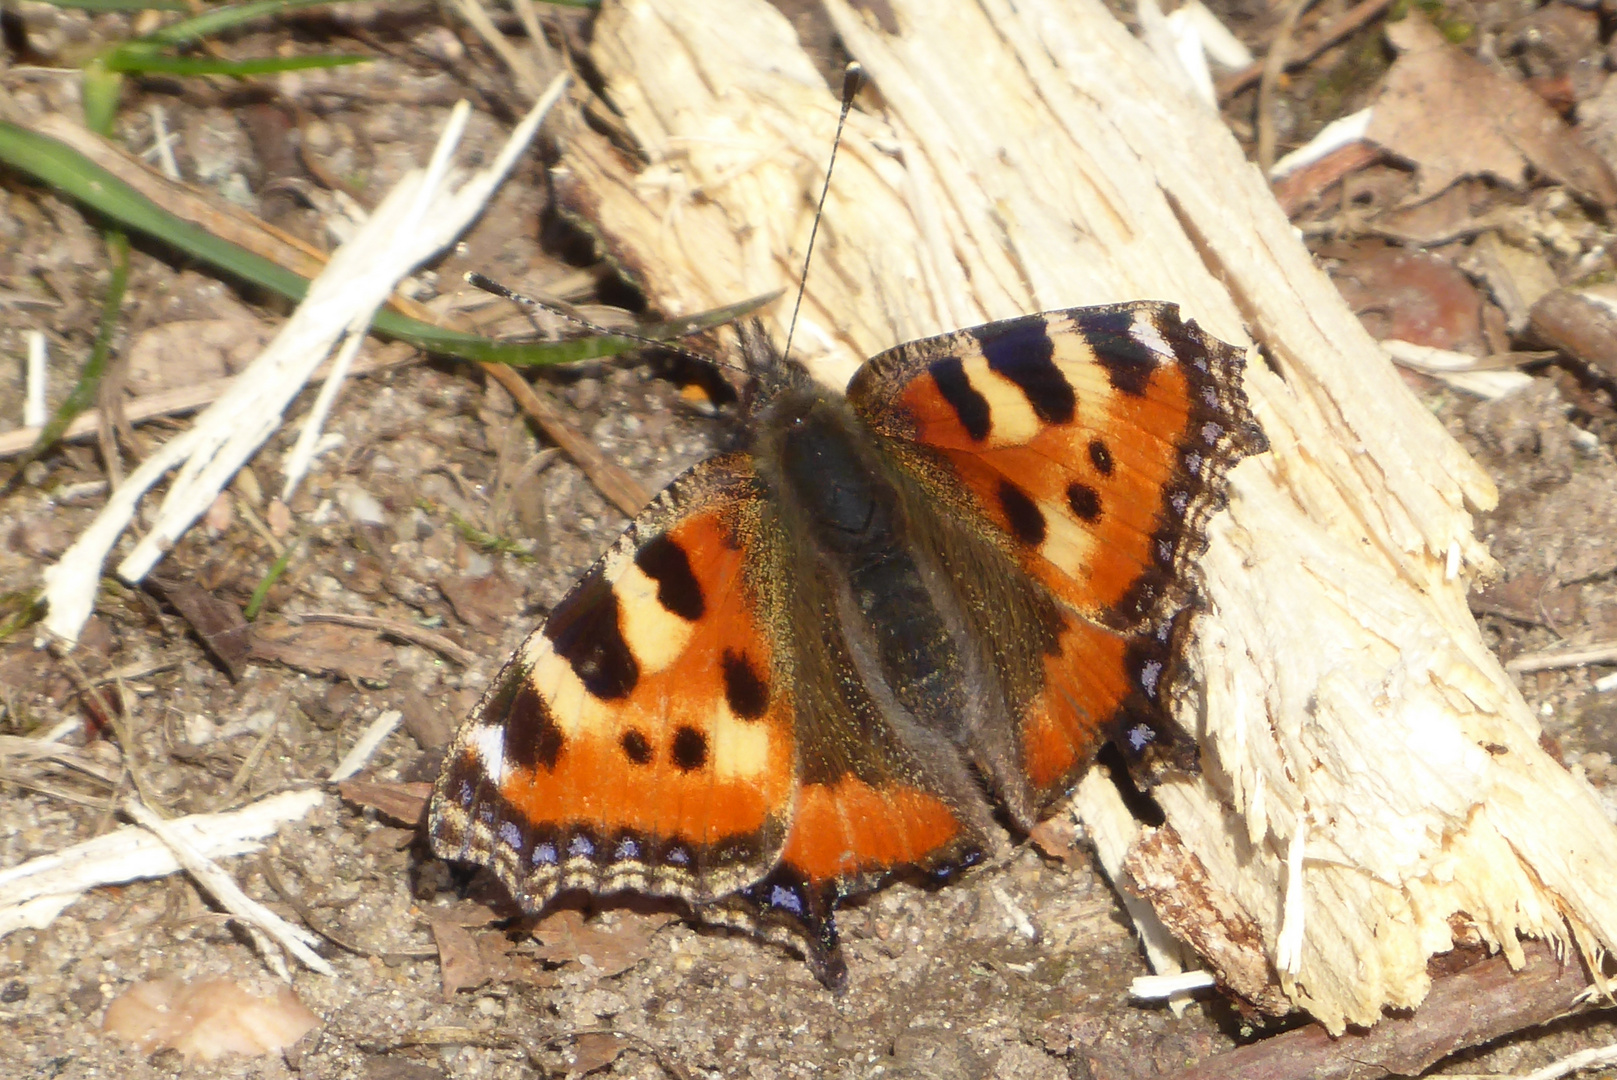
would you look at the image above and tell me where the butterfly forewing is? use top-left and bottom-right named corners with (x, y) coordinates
top-left (846, 303), bottom-right (1264, 806)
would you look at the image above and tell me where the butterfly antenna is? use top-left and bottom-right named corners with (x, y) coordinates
top-left (463, 272), bottom-right (744, 374)
top-left (781, 62), bottom-right (864, 367)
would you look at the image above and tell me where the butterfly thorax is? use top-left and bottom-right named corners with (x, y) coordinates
top-left (760, 389), bottom-right (969, 716)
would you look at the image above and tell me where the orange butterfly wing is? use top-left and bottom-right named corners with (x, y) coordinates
top-left (429, 455), bottom-right (797, 908)
top-left (847, 303), bottom-right (1265, 806)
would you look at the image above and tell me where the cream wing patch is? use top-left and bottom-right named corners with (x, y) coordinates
top-left (968, 359), bottom-right (1043, 447)
top-left (525, 633), bottom-right (601, 738)
top-left (1032, 493), bottom-right (1103, 582)
top-left (707, 699), bottom-right (774, 780)
top-left (610, 559), bottom-right (697, 674)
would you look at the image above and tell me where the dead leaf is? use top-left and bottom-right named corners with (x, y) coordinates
top-left (248, 622), bottom-right (393, 682)
top-left (1366, 17), bottom-right (1617, 206)
top-left (431, 918), bottom-right (488, 999)
top-left (1029, 817), bottom-right (1083, 866)
top-left (1272, 140), bottom-right (1381, 217)
top-left (435, 900), bottom-right (506, 929)
top-left (564, 1032), bottom-right (627, 1076)
top-left (479, 934), bottom-right (553, 989)
top-left (337, 779), bottom-right (432, 825)
top-left (1470, 571), bottom-right (1581, 627)
top-left (531, 909), bottom-right (672, 977)
top-left (399, 687), bottom-right (457, 751)
top-left (150, 577), bottom-right (251, 679)
top-left (1459, 231), bottom-right (1560, 334)
top-left (1329, 241), bottom-right (1486, 353)
top-left (438, 570), bottom-right (520, 636)
top-left (1371, 180), bottom-right (1496, 247)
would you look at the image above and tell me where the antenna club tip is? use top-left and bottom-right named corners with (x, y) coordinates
top-left (841, 63), bottom-right (865, 100)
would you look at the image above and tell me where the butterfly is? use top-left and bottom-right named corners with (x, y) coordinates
top-left (428, 303), bottom-right (1265, 989)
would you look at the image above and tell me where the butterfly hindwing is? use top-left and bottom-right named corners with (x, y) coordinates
top-left (846, 303), bottom-right (1265, 807)
top-left (429, 454), bottom-right (798, 908)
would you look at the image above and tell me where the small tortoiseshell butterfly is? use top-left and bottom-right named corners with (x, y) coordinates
top-left (429, 305), bottom-right (1265, 988)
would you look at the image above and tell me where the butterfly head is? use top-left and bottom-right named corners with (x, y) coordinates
top-left (733, 318), bottom-right (824, 413)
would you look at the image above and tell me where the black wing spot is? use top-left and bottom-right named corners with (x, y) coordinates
top-left (504, 684), bottom-right (565, 770)
top-left (1083, 308), bottom-right (1158, 397)
top-left (635, 533), bottom-right (705, 621)
top-left (997, 479), bottom-right (1047, 546)
top-left (545, 579), bottom-right (639, 700)
top-left (620, 728), bottom-right (653, 765)
top-left (1088, 438), bottom-right (1114, 476)
top-left (1066, 482), bottom-right (1102, 522)
top-left (975, 319), bottom-right (1076, 424)
top-left (722, 650), bottom-right (770, 719)
top-left (930, 356), bottom-right (991, 442)
top-left (671, 725), bottom-right (709, 771)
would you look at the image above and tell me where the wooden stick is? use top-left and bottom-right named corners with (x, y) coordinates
top-left (1164, 942), bottom-right (1598, 1080)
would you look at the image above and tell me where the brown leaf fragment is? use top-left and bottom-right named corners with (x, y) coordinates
top-left (399, 686), bottom-right (457, 751)
top-left (531, 909), bottom-right (673, 978)
top-left (1370, 180), bottom-right (1494, 247)
top-left (1458, 231), bottom-right (1560, 335)
top-left (1367, 17), bottom-right (1617, 207)
top-left (337, 779), bottom-right (432, 825)
top-left (1272, 140), bottom-right (1381, 217)
top-left (564, 1032), bottom-right (628, 1076)
top-left (477, 933), bottom-right (552, 989)
top-left (1470, 571), bottom-right (1581, 627)
top-left (428, 904), bottom-right (558, 996)
top-left (248, 622), bottom-right (393, 682)
top-left (149, 577), bottom-right (251, 679)
top-left (431, 918), bottom-right (488, 999)
top-left (437, 570), bottom-right (520, 636)
top-left (1329, 242), bottom-right (1486, 353)
top-left (1123, 825), bottom-right (1290, 1015)
top-left (1028, 816), bottom-right (1083, 866)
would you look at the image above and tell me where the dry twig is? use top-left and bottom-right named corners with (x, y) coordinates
top-left (297, 612), bottom-right (481, 668)
top-left (1217, 0), bottom-right (1398, 99)
top-left (1164, 942), bottom-right (1599, 1080)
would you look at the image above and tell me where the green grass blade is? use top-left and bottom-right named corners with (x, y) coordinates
top-left (102, 52), bottom-right (370, 76)
top-left (139, 0), bottom-right (356, 47)
top-left (0, 119), bottom-right (317, 296)
top-left (81, 58), bottom-right (124, 136)
top-left (244, 538), bottom-right (298, 620)
top-left (0, 122), bottom-right (776, 368)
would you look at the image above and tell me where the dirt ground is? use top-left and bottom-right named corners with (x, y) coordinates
top-left (5, 1), bottom-right (1617, 1078)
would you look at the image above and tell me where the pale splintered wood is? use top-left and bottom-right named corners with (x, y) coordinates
top-left (559, 0), bottom-right (1617, 1034)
